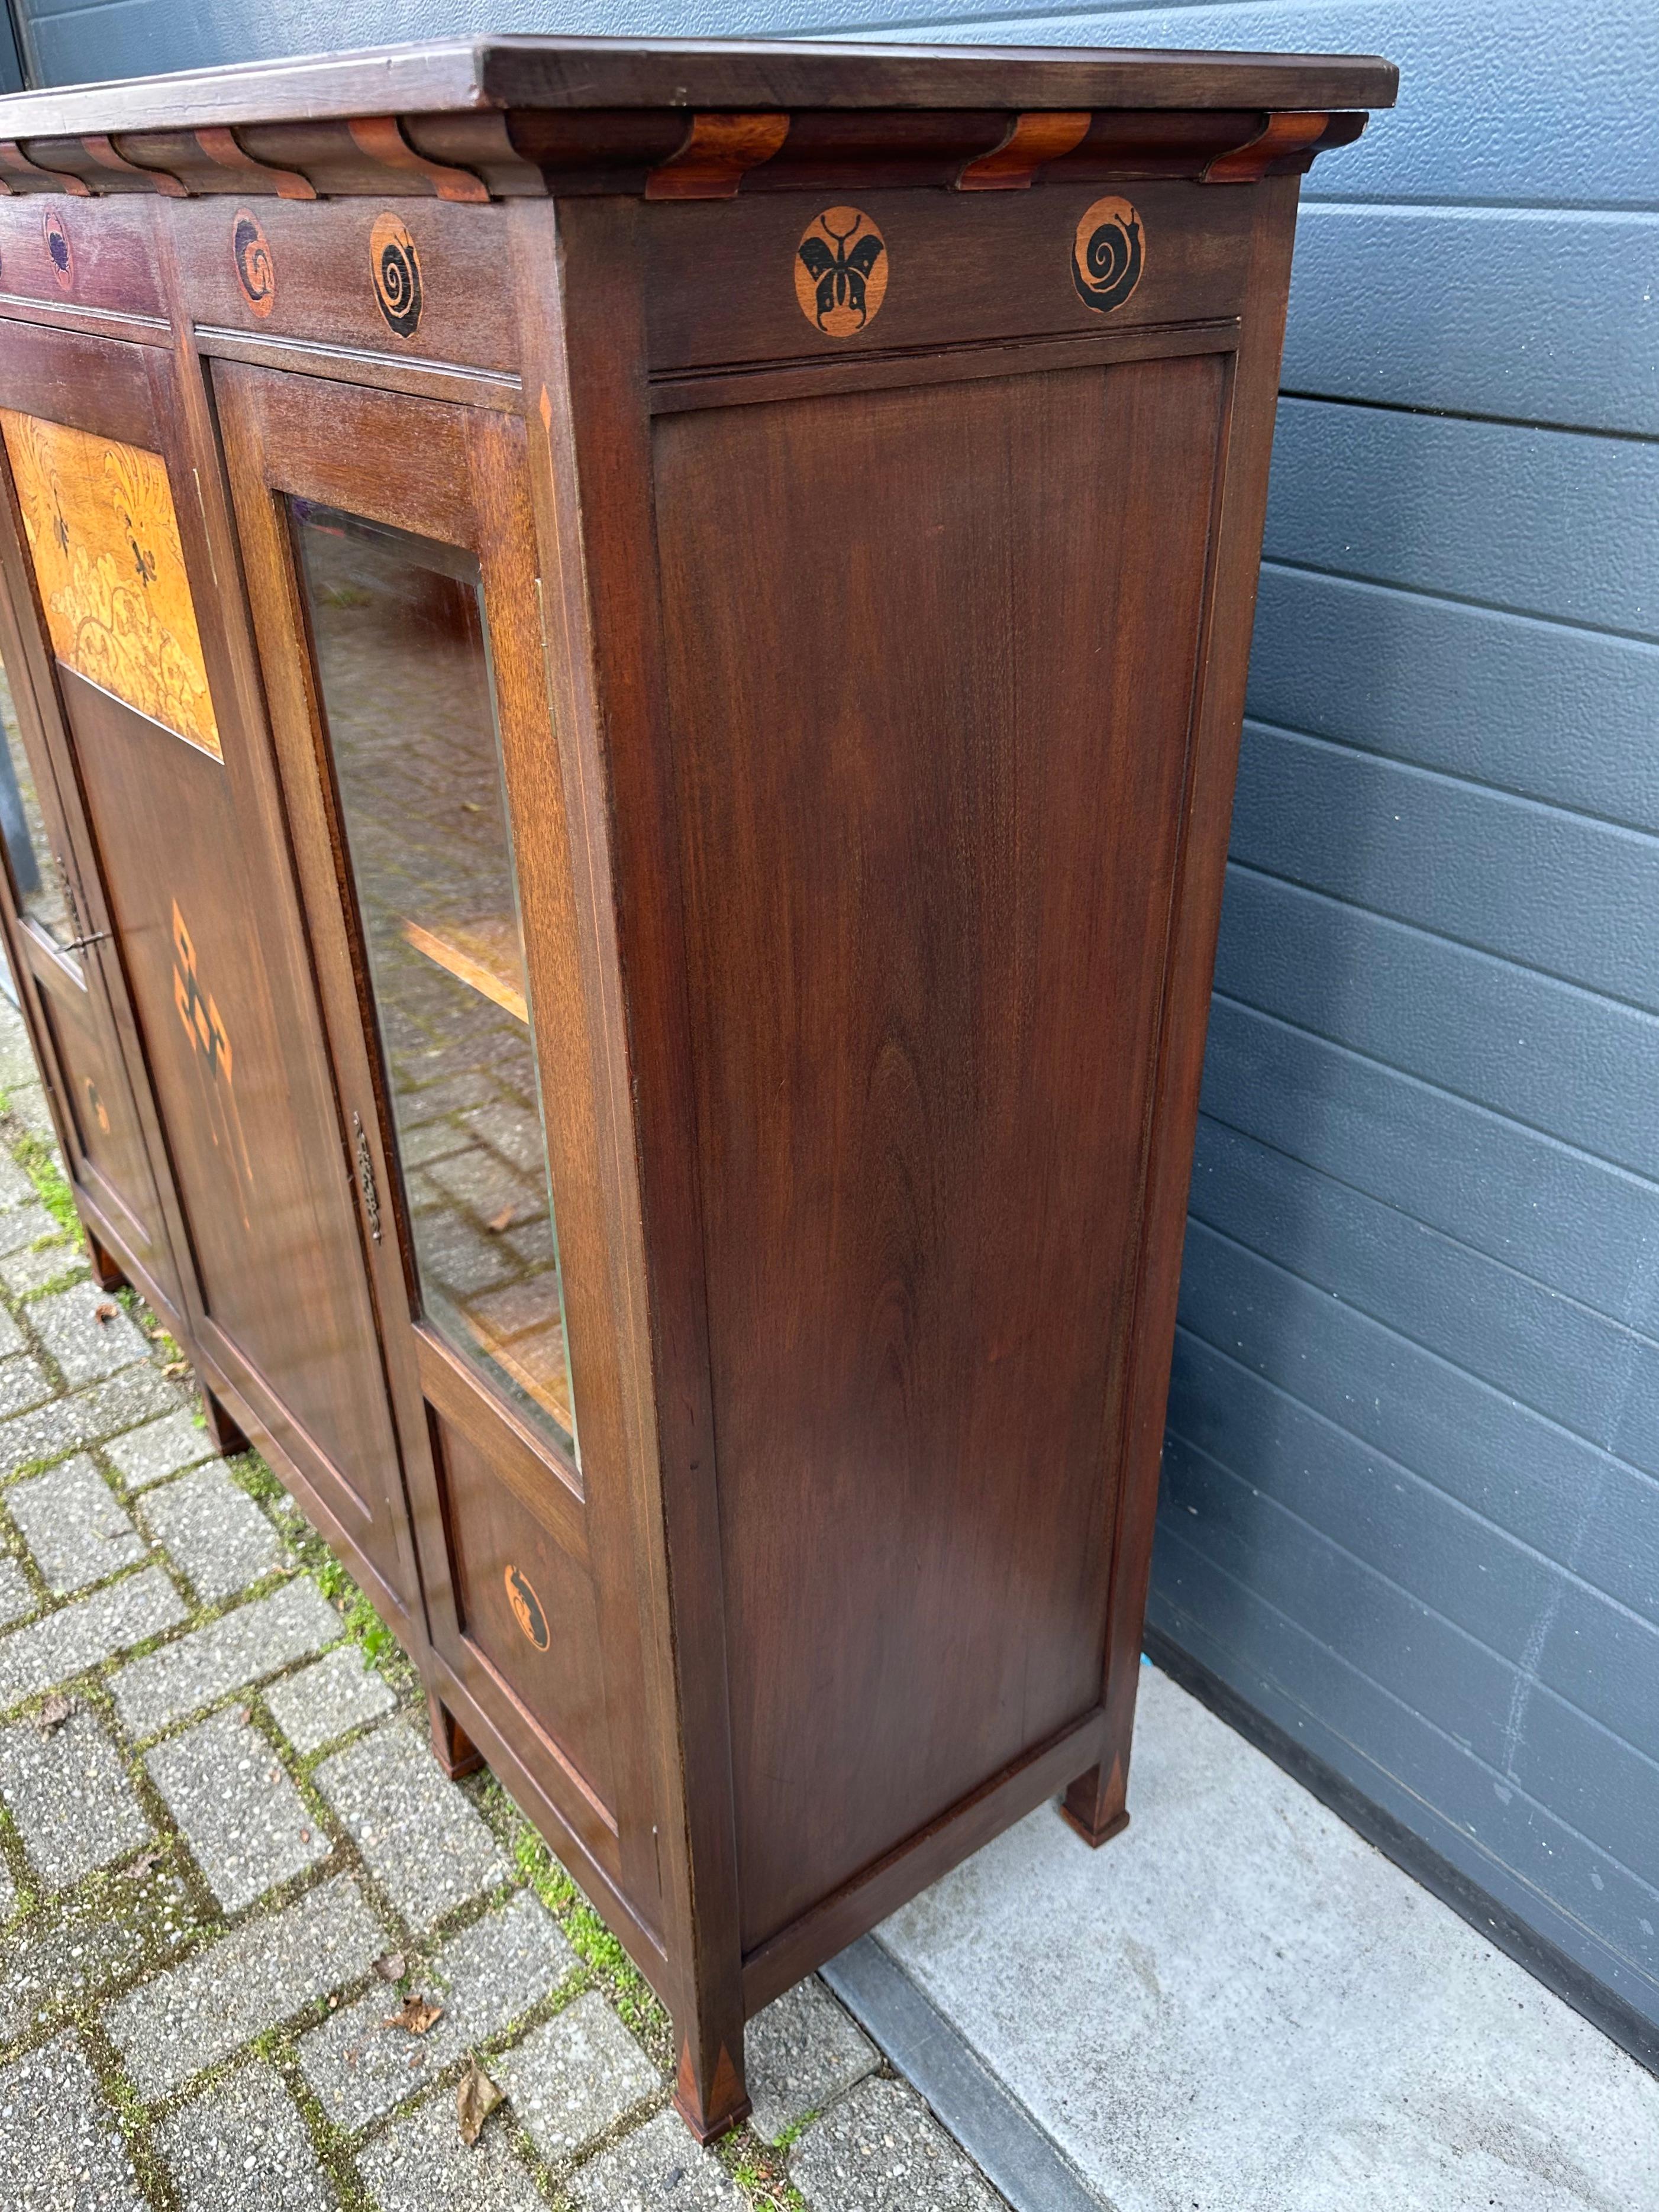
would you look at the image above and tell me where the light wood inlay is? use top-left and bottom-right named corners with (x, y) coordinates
top-left (0, 408), bottom-right (220, 756)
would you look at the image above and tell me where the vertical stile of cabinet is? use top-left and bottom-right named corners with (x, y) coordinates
top-left (0, 38), bottom-right (1394, 2140)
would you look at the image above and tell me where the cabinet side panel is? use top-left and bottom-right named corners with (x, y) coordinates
top-left (655, 353), bottom-right (1229, 1951)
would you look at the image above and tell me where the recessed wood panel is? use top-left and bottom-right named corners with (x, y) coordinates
top-left (34, 968), bottom-right (167, 1281)
top-left (435, 1406), bottom-right (615, 1811)
top-left (58, 669), bottom-right (406, 1546)
top-left (656, 350), bottom-right (1229, 1949)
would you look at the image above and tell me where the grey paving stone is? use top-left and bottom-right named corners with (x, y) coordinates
top-left (0, 1872), bottom-right (195, 2040)
top-left (301, 1890), bottom-right (577, 2133)
top-left (0, 1242), bottom-right (86, 1297)
top-left (314, 1722), bottom-right (509, 1933)
top-left (141, 1464), bottom-right (283, 1601)
top-left (0, 1302), bottom-right (22, 1359)
top-left (0, 1368), bottom-right (183, 1477)
top-left (78, 1364), bottom-right (189, 1432)
top-left (0, 1202), bottom-right (58, 1260)
top-left (0, 1708), bottom-right (151, 1890)
top-left (463, 1101), bottom-right (546, 1176)
top-left (356, 2084), bottom-right (544, 2212)
top-left (0, 1851), bottom-right (13, 1924)
top-left (745, 1976), bottom-right (880, 2146)
top-left (570, 2108), bottom-right (743, 2211)
top-left (267, 1645), bottom-right (396, 1756)
top-left (0, 1566), bottom-right (186, 1711)
top-left (5, 1454), bottom-right (146, 1594)
top-left (0, 1349), bottom-right (57, 1415)
top-left (0, 1006), bottom-right (38, 1089)
top-left (157, 2061), bottom-right (339, 2212)
top-left (8, 1087), bottom-right (56, 1139)
top-left (104, 1872), bottom-right (385, 2101)
top-left (0, 2029), bottom-right (148, 2212)
top-left (789, 2078), bottom-right (1002, 2212)
top-left (112, 1576), bottom-right (341, 1739)
top-left (494, 1990), bottom-right (659, 2164)
top-left (399, 1120), bottom-right (470, 1169)
top-left (0, 1554), bottom-right (34, 1627)
top-left (147, 1707), bottom-right (330, 1912)
top-left (28, 1281), bottom-right (147, 1384)
top-left (0, 1150), bottom-right (35, 1207)
top-left (105, 1407), bottom-right (220, 1492)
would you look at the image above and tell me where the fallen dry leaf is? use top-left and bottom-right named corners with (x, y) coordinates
top-left (372, 1952), bottom-right (406, 1983)
top-left (383, 1993), bottom-right (444, 2036)
top-left (163, 1361), bottom-right (189, 1379)
top-left (35, 1692), bottom-right (75, 1736)
top-left (128, 1843), bottom-right (166, 1877)
top-left (456, 2060), bottom-right (503, 2146)
top-left (94, 1302), bottom-right (118, 1325)
top-left (485, 1205), bottom-right (514, 1235)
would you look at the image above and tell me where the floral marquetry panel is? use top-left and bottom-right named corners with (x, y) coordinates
top-left (0, 411), bottom-right (220, 758)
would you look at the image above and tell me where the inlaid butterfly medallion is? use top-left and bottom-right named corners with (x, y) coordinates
top-left (795, 206), bottom-right (888, 338)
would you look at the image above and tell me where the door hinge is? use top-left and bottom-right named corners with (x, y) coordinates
top-left (353, 1111), bottom-right (383, 1244)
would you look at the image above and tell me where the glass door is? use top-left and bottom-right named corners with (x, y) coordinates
top-left (289, 504), bottom-right (576, 1457)
top-left (217, 362), bottom-right (645, 1897)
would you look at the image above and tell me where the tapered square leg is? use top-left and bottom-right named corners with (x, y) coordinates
top-left (428, 1690), bottom-right (485, 1780)
top-left (1061, 1755), bottom-right (1131, 1848)
top-left (199, 1384), bottom-right (249, 1458)
top-left (673, 2024), bottom-right (750, 2144)
top-left (85, 1229), bottom-right (126, 1294)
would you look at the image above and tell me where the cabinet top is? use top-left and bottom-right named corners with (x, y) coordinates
top-left (0, 36), bottom-right (1395, 205)
top-left (0, 35), bottom-right (1396, 138)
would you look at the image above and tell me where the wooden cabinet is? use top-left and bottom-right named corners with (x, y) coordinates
top-left (0, 36), bottom-right (1392, 2137)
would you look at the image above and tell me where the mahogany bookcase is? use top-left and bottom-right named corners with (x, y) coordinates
top-left (0, 36), bottom-right (1393, 2137)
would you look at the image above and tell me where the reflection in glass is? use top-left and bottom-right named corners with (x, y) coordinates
top-left (0, 657), bottom-right (75, 954)
top-left (291, 502), bottom-right (576, 1456)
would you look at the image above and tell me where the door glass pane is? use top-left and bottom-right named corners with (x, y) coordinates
top-left (0, 658), bottom-right (76, 956)
top-left (291, 500), bottom-right (576, 1458)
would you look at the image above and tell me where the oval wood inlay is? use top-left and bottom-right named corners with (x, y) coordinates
top-left (41, 206), bottom-right (74, 293)
top-left (504, 1563), bottom-right (551, 1651)
top-left (369, 211), bottom-right (423, 340)
top-left (1071, 195), bottom-right (1144, 315)
top-left (233, 208), bottom-right (275, 319)
top-left (795, 206), bottom-right (888, 338)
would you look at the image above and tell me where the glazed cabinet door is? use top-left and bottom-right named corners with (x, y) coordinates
top-left (217, 364), bottom-right (653, 1912)
top-left (0, 318), bottom-right (420, 1628)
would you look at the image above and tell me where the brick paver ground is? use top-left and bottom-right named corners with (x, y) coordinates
top-left (0, 993), bottom-right (1003, 2209)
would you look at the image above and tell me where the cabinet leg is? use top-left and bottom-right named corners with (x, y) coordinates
top-left (1060, 1753), bottom-right (1132, 1848)
top-left (199, 1384), bottom-right (249, 1459)
top-left (673, 2022), bottom-right (750, 2145)
top-left (85, 1229), bottom-right (127, 1294)
top-left (428, 1691), bottom-right (485, 1780)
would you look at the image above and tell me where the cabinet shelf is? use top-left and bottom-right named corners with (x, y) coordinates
top-left (400, 915), bottom-right (528, 1025)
